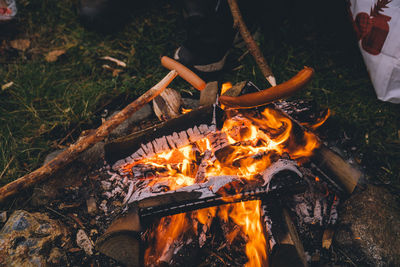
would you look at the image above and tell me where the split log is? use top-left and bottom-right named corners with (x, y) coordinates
top-left (153, 88), bottom-right (182, 121)
top-left (105, 105), bottom-right (221, 165)
top-left (227, 0), bottom-right (276, 86)
top-left (270, 103), bottom-right (361, 194)
top-left (282, 208), bottom-right (308, 267)
top-left (0, 70), bottom-right (178, 203)
top-left (96, 209), bottom-right (142, 267)
top-left (311, 147), bottom-right (361, 194)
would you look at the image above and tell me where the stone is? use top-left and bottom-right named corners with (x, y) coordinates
top-left (0, 210), bottom-right (69, 267)
top-left (182, 98), bottom-right (200, 110)
top-left (78, 141), bottom-right (105, 167)
top-left (108, 104), bottom-right (152, 139)
top-left (199, 81), bottom-right (218, 106)
top-left (43, 149), bottom-right (64, 165)
top-left (334, 185), bottom-right (400, 266)
top-left (31, 161), bottom-right (87, 207)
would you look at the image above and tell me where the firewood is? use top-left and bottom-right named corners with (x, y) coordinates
top-left (186, 127), bottom-right (202, 143)
top-left (198, 124), bottom-right (210, 135)
top-left (199, 81), bottom-right (219, 106)
top-left (322, 227), bottom-right (334, 250)
top-left (96, 210), bottom-right (142, 267)
top-left (282, 208), bottom-right (308, 267)
top-left (0, 70), bottom-right (178, 203)
top-left (153, 88), bottom-right (182, 121)
top-left (141, 142), bottom-right (155, 157)
top-left (166, 134), bottom-right (177, 150)
top-left (311, 147), bottom-right (361, 194)
top-left (227, 0), bottom-right (276, 86)
top-left (195, 150), bottom-right (213, 183)
top-left (178, 131), bottom-right (189, 146)
top-left (271, 103), bottom-right (361, 194)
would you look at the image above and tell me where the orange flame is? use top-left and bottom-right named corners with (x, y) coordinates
top-left (123, 106), bottom-right (324, 266)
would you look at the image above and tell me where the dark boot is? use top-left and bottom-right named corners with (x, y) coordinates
top-left (174, 0), bottom-right (235, 79)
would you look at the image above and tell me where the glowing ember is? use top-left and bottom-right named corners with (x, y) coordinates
top-left (181, 107), bottom-right (193, 114)
top-left (119, 105), bottom-right (322, 266)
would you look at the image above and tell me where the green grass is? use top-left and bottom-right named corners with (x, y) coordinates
top-left (0, 0), bottom-right (399, 190)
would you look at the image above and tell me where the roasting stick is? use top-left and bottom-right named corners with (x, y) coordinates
top-left (227, 0), bottom-right (276, 87)
top-left (0, 70), bottom-right (180, 203)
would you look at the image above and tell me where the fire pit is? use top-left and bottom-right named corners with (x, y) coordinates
top-left (92, 83), bottom-right (360, 267)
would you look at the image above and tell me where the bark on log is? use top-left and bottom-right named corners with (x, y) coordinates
top-left (311, 147), bottom-right (361, 194)
top-left (153, 88), bottom-right (182, 121)
top-left (96, 209), bottom-right (142, 267)
top-left (0, 70), bottom-right (178, 203)
top-left (282, 208), bottom-right (308, 267)
top-left (227, 0), bottom-right (276, 86)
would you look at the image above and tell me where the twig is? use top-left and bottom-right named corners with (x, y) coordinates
top-left (0, 70), bottom-right (178, 203)
top-left (227, 0), bottom-right (276, 86)
top-left (0, 156), bottom-right (14, 180)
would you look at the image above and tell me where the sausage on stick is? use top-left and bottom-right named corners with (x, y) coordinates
top-left (219, 67), bottom-right (314, 109)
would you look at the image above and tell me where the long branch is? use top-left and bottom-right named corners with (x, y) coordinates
top-left (0, 70), bottom-right (178, 203)
top-left (227, 0), bottom-right (276, 86)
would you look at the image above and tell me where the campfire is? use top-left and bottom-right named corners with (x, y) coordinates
top-left (94, 80), bottom-right (355, 267)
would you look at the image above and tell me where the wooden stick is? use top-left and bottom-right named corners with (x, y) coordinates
top-left (227, 0), bottom-right (276, 86)
top-left (0, 70), bottom-right (178, 203)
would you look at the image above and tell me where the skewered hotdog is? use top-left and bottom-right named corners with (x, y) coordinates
top-left (161, 56), bottom-right (206, 91)
top-left (219, 67), bottom-right (314, 109)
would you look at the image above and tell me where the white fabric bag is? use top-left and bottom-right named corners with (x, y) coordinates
top-left (348, 0), bottom-right (400, 103)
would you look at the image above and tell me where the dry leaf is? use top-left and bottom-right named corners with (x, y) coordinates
top-left (45, 49), bottom-right (66, 62)
top-left (1, 81), bottom-right (13, 91)
top-left (10, 39), bottom-right (30, 51)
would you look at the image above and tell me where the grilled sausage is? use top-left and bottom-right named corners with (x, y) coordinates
top-left (219, 67), bottom-right (314, 108)
top-left (161, 56), bottom-right (206, 91)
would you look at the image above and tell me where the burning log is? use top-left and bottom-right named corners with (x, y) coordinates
top-left (195, 149), bottom-right (213, 183)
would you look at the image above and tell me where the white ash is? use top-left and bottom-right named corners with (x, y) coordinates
top-left (76, 229), bottom-right (94, 255)
top-left (101, 181), bottom-right (112, 190)
top-left (328, 196), bottom-right (339, 225)
top-left (291, 180), bottom-right (339, 229)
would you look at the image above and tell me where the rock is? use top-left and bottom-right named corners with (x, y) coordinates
top-left (31, 161), bottom-right (87, 207)
top-left (0, 210), bottom-right (69, 267)
top-left (108, 104), bottom-right (152, 139)
top-left (43, 149), bottom-right (64, 165)
top-left (78, 141), bottom-right (105, 167)
top-left (222, 81), bottom-right (246, 97)
top-left (334, 185), bottom-right (400, 266)
top-left (182, 98), bottom-right (200, 110)
top-left (200, 81), bottom-right (218, 106)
